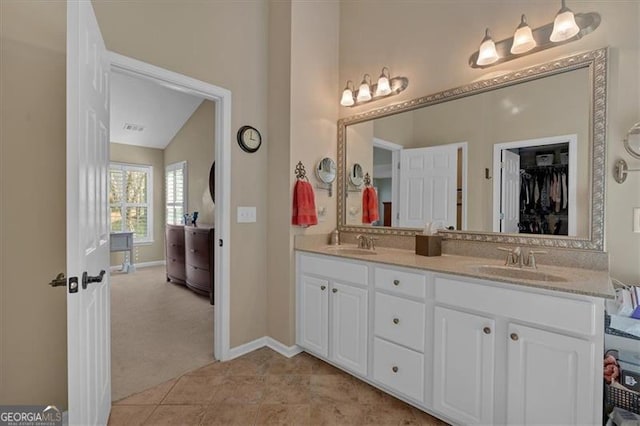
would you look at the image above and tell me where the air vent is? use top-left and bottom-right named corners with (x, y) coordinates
top-left (123, 123), bottom-right (145, 132)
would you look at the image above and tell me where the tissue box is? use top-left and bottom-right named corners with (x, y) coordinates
top-left (415, 235), bottom-right (442, 257)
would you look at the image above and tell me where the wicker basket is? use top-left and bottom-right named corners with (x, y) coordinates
top-left (605, 382), bottom-right (640, 414)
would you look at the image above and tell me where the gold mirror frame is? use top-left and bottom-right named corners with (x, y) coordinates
top-left (337, 48), bottom-right (607, 251)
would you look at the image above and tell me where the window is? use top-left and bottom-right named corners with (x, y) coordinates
top-left (109, 163), bottom-right (153, 243)
top-left (166, 161), bottom-right (187, 225)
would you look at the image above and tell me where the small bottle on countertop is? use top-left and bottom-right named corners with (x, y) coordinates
top-left (330, 229), bottom-right (340, 245)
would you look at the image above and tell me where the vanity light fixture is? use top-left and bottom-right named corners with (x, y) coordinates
top-left (340, 67), bottom-right (409, 108)
top-left (477, 29), bottom-right (500, 66)
top-left (375, 67), bottom-right (392, 97)
top-left (340, 81), bottom-right (355, 107)
top-left (511, 15), bottom-right (536, 54)
top-left (469, 1), bottom-right (600, 69)
top-left (550, 0), bottom-right (580, 42)
top-left (357, 74), bottom-right (372, 102)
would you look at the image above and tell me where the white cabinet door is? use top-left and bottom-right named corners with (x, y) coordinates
top-left (331, 282), bottom-right (368, 376)
top-left (299, 275), bottom-right (329, 358)
top-left (506, 323), bottom-right (596, 426)
top-left (433, 306), bottom-right (495, 425)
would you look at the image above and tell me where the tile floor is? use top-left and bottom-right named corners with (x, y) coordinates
top-left (109, 347), bottom-right (448, 425)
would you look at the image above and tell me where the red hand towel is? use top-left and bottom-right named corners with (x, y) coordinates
top-left (362, 187), bottom-right (379, 224)
top-left (292, 180), bottom-right (318, 227)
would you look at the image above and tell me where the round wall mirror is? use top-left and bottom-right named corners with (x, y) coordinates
top-left (624, 122), bottom-right (640, 159)
top-left (316, 157), bottom-right (336, 184)
top-left (350, 163), bottom-right (364, 187)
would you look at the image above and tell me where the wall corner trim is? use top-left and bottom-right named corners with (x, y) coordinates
top-left (226, 336), bottom-right (302, 360)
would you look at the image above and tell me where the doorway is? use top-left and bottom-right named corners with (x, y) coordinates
top-left (108, 56), bottom-right (231, 399)
top-left (493, 135), bottom-right (577, 235)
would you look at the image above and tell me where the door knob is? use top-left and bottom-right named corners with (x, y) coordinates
top-left (332, 288), bottom-right (338, 293)
top-left (82, 270), bottom-right (106, 289)
top-left (49, 273), bottom-right (67, 287)
top-left (321, 285), bottom-right (326, 291)
top-left (393, 318), bottom-right (400, 324)
top-left (510, 333), bottom-right (519, 341)
top-left (393, 279), bottom-right (400, 286)
top-left (392, 366), bottom-right (399, 373)
top-left (483, 327), bottom-right (491, 334)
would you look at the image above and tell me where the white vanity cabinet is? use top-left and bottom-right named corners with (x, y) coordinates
top-left (432, 306), bottom-right (495, 425)
top-left (297, 253), bottom-right (368, 376)
top-left (296, 251), bottom-right (605, 426)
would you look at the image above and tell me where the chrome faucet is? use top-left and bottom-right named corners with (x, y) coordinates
top-left (524, 250), bottom-right (547, 269)
top-left (356, 234), bottom-right (378, 251)
top-left (498, 246), bottom-right (523, 268)
top-left (498, 247), bottom-right (547, 269)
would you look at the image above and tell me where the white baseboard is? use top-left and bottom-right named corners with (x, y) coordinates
top-left (226, 337), bottom-right (267, 360)
top-left (109, 260), bottom-right (166, 272)
top-left (226, 336), bottom-right (302, 361)
top-left (265, 337), bottom-right (302, 358)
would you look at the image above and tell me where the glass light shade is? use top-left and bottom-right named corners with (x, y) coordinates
top-left (476, 29), bottom-right (499, 66)
top-left (357, 81), bottom-right (372, 102)
top-left (550, 6), bottom-right (580, 42)
top-left (340, 88), bottom-right (354, 106)
top-left (510, 15), bottom-right (536, 54)
top-left (375, 75), bottom-right (392, 97)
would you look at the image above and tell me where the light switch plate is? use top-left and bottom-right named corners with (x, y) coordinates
top-left (634, 207), bottom-right (640, 233)
top-left (237, 206), bottom-right (257, 223)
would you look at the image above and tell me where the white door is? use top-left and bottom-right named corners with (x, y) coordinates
top-left (330, 282), bottom-right (368, 376)
top-left (506, 323), bottom-right (596, 425)
top-left (398, 145), bottom-right (458, 229)
top-left (298, 275), bottom-right (329, 357)
top-left (500, 150), bottom-right (521, 233)
top-left (67, 1), bottom-right (111, 424)
top-left (433, 307), bottom-right (495, 425)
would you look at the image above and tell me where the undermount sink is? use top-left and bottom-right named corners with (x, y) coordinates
top-left (469, 265), bottom-right (568, 282)
top-left (325, 246), bottom-right (378, 256)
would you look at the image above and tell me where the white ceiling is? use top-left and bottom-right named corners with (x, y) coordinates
top-left (110, 72), bottom-right (204, 149)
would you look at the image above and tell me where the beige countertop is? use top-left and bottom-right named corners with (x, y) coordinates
top-left (296, 242), bottom-right (615, 299)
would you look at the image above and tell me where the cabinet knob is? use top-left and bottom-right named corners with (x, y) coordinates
top-left (393, 279), bottom-right (400, 286)
top-left (510, 333), bottom-right (519, 341)
top-left (320, 285), bottom-right (326, 291)
top-left (483, 327), bottom-right (491, 334)
top-left (332, 288), bottom-right (338, 293)
top-left (392, 366), bottom-right (399, 373)
top-left (189, 249), bottom-right (196, 253)
top-left (393, 318), bottom-right (400, 325)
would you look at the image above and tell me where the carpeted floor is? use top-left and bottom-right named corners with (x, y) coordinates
top-left (111, 265), bottom-right (214, 401)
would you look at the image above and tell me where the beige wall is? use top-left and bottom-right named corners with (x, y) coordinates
top-left (339, 0), bottom-right (640, 283)
top-left (164, 100), bottom-right (215, 225)
top-left (0, 0), bottom-right (68, 407)
top-left (93, 0), bottom-right (269, 347)
top-left (109, 143), bottom-right (166, 266)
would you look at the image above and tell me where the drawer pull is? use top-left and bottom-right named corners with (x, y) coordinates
top-left (189, 249), bottom-right (197, 253)
top-left (393, 279), bottom-right (400, 286)
top-left (392, 366), bottom-right (399, 373)
top-left (510, 333), bottom-right (519, 341)
top-left (393, 318), bottom-right (400, 325)
top-left (332, 288), bottom-right (338, 293)
top-left (483, 327), bottom-right (491, 334)
top-left (320, 285), bottom-right (326, 291)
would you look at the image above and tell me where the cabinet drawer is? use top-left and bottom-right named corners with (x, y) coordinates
top-left (167, 242), bottom-right (184, 260)
top-left (373, 337), bottom-right (424, 401)
top-left (185, 231), bottom-right (210, 270)
top-left (299, 254), bottom-right (367, 286)
top-left (186, 264), bottom-right (211, 293)
top-left (434, 276), bottom-right (597, 336)
top-left (375, 267), bottom-right (426, 299)
top-left (375, 292), bottom-right (425, 352)
top-left (167, 258), bottom-right (186, 282)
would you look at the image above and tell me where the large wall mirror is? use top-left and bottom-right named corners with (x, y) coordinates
top-left (337, 48), bottom-right (607, 250)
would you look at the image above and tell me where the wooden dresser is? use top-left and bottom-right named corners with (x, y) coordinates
top-left (165, 224), bottom-right (186, 284)
top-left (184, 224), bottom-right (214, 303)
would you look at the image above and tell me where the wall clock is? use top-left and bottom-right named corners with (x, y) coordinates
top-left (237, 125), bottom-right (262, 153)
